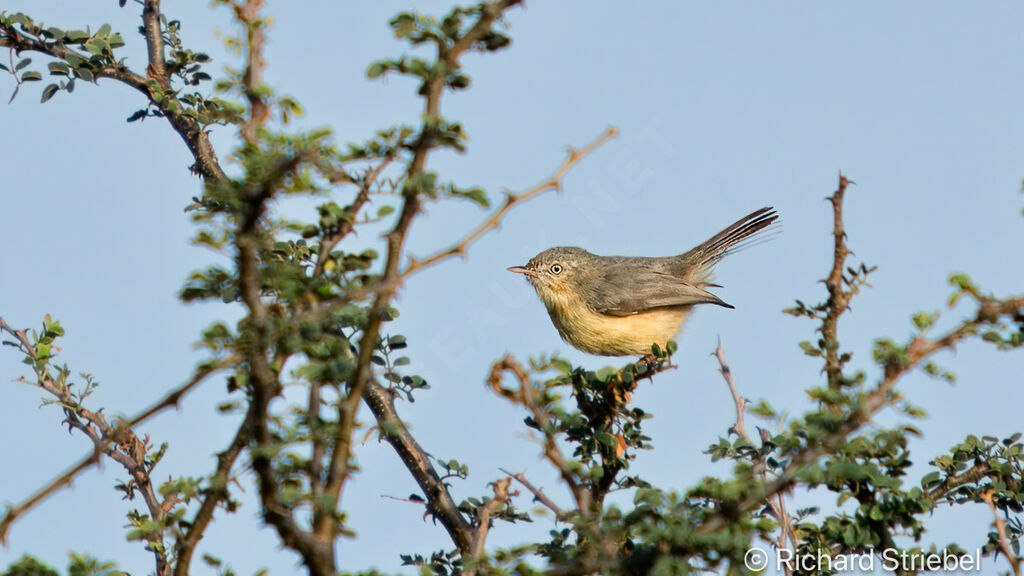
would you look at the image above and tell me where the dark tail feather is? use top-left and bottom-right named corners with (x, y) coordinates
top-left (683, 206), bottom-right (779, 269)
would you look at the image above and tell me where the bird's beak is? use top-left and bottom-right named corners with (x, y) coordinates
top-left (507, 266), bottom-right (533, 276)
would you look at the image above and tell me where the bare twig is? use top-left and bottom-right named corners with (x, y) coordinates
top-left (403, 127), bottom-right (618, 278)
top-left (229, 0), bottom-right (269, 143)
top-left (381, 494), bottom-right (428, 505)
top-left (713, 338), bottom-right (795, 575)
top-left (984, 493), bottom-right (1022, 576)
top-left (500, 468), bottom-right (566, 521)
top-left (822, 172), bottom-right (852, 388)
top-left (713, 337), bottom-right (747, 440)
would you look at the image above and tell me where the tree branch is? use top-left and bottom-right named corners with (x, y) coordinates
top-left (699, 174), bottom-right (1024, 542)
top-left (0, 9), bottom-right (226, 181)
top-left (141, 0), bottom-right (169, 85)
top-left (403, 127), bottom-right (617, 278)
top-left (361, 378), bottom-right (475, 550)
top-left (312, 158), bottom-right (393, 278)
top-left (321, 1), bottom-right (528, 560)
top-left (984, 492), bottom-right (1022, 576)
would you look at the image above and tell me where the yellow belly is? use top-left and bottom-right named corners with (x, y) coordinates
top-left (541, 292), bottom-right (691, 356)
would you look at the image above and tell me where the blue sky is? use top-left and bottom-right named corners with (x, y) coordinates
top-left (2, 2), bottom-right (1023, 574)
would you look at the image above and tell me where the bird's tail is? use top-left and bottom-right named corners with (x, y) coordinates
top-left (681, 206), bottom-right (779, 274)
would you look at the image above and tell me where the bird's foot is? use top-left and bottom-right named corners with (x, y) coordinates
top-left (633, 353), bottom-right (676, 381)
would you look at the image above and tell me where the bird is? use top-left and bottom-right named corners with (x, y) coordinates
top-left (508, 207), bottom-right (778, 356)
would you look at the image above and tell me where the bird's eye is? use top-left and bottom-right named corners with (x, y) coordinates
top-left (550, 263), bottom-right (563, 275)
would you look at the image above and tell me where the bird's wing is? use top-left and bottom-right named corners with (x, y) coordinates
top-left (589, 263), bottom-right (733, 317)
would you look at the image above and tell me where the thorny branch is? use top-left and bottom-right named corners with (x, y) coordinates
top-left (700, 173), bottom-right (1024, 540)
top-left (0, 317), bottom-right (231, 576)
top-left (822, 171), bottom-right (852, 388)
top-left (215, 3), bottom-right (336, 574)
top-left (4, 1), bottom-right (631, 573)
top-left (331, 1), bottom-right (528, 558)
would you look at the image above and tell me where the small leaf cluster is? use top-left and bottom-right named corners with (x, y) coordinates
top-left (0, 13), bottom-right (125, 103)
top-left (368, 7), bottom-right (510, 95)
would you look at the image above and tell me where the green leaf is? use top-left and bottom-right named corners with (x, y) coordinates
top-left (66, 30), bottom-right (90, 42)
top-left (48, 61), bottom-right (70, 75)
top-left (15, 58), bottom-right (32, 71)
top-left (65, 52), bottom-right (87, 68)
top-left (596, 432), bottom-right (618, 449)
top-left (21, 71), bottom-right (42, 82)
top-left (868, 505), bottom-right (883, 521)
top-left (551, 357), bottom-right (572, 375)
top-left (84, 37), bottom-right (108, 56)
top-left (40, 83), bottom-right (58, 103)
top-left (449, 185), bottom-right (489, 208)
top-left (367, 62), bottom-right (386, 79)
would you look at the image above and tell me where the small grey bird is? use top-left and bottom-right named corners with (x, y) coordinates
top-left (508, 207), bottom-right (778, 356)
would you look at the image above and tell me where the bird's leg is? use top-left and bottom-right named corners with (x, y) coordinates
top-left (637, 353), bottom-right (665, 376)
top-left (637, 353), bottom-right (659, 367)
top-left (632, 353), bottom-right (676, 382)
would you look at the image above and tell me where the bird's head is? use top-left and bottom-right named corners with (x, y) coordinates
top-left (508, 246), bottom-right (593, 304)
